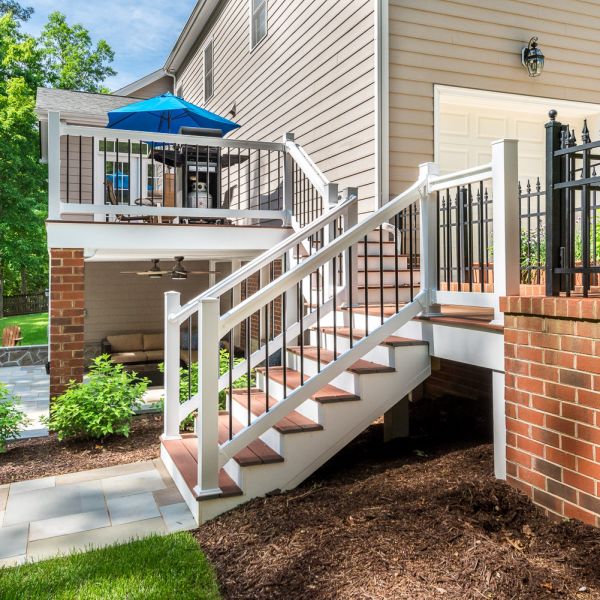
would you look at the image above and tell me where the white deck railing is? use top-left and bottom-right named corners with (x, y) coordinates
top-left (162, 139), bottom-right (520, 498)
top-left (46, 111), bottom-right (333, 228)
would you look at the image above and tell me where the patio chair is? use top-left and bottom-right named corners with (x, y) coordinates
top-left (104, 181), bottom-right (153, 223)
top-left (2, 325), bottom-right (22, 347)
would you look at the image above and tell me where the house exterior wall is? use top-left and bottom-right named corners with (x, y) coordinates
top-left (129, 75), bottom-right (173, 99)
top-left (83, 260), bottom-right (228, 345)
top-left (502, 296), bottom-right (600, 527)
top-left (388, 0), bottom-right (600, 195)
top-left (174, 0), bottom-right (376, 216)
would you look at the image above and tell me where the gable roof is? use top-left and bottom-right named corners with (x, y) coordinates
top-left (112, 69), bottom-right (170, 97)
top-left (164, 0), bottom-right (220, 74)
top-left (36, 87), bottom-right (141, 125)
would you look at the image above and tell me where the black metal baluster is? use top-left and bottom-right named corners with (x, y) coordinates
top-left (363, 235), bottom-right (369, 335)
top-left (66, 135), bottom-right (70, 203)
top-left (282, 252), bottom-right (287, 394)
top-left (246, 314), bottom-right (251, 426)
top-left (478, 183), bottom-right (484, 292)
top-left (394, 214), bottom-right (400, 312)
top-left (408, 204), bottom-right (414, 302)
top-left (379, 226), bottom-right (384, 323)
top-left (348, 245), bottom-right (354, 349)
top-left (79, 136), bottom-right (82, 204)
top-left (228, 327), bottom-right (233, 440)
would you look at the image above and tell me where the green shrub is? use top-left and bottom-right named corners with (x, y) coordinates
top-left (44, 355), bottom-right (149, 441)
top-left (0, 384), bottom-right (30, 452)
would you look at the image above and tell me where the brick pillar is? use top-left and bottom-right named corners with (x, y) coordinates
top-left (49, 248), bottom-right (85, 399)
top-left (501, 296), bottom-right (600, 526)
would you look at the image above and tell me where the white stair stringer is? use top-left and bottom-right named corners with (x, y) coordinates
top-left (189, 342), bottom-right (430, 524)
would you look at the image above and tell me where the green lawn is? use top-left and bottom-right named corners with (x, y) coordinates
top-left (0, 312), bottom-right (47, 346)
top-left (0, 533), bottom-right (221, 600)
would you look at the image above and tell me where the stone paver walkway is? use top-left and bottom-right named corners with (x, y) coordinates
top-left (0, 365), bottom-right (49, 438)
top-left (0, 460), bottom-right (196, 567)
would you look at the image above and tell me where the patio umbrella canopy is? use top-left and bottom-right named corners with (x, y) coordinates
top-left (106, 92), bottom-right (240, 136)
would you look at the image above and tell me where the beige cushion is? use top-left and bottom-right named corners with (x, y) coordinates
top-left (145, 350), bottom-right (164, 362)
top-left (143, 333), bottom-right (164, 351)
top-left (107, 333), bottom-right (144, 353)
top-left (110, 351), bottom-right (147, 364)
top-left (180, 350), bottom-right (198, 366)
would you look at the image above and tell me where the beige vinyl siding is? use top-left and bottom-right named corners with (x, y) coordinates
top-left (84, 260), bottom-right (232, 342)
top-left (389, 0), bottom-right (600, 195)
top-left (176, 0), bottom-right (376, 215)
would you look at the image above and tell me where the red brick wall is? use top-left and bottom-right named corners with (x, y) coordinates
top-left (49, 248), bottom-right (85, 398)
top-left (501, 296), bottom-right (600, 526)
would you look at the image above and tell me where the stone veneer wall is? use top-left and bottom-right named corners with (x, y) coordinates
top-left (49, 248), bottom-right (85, 398)
top-left (501, 296), bottom-right (600, 526)
top-left (0, 344), bottom-right (48, 367)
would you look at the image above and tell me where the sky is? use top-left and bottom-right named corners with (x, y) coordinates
top-left (21, 0), bottom-right (197, 91)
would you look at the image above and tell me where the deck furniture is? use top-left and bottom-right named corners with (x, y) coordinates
top-left (105, 181), bottom-right (153, 223)
top-left (1, 325), bottom-right (23, 347)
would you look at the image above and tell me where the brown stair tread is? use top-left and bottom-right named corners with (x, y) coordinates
top-left (287, 346), bottom-right (395, 374)
top-left (317, 327), bottom-right (428, 347)
top-left (257, 366), bottom-right (360, 402)
top-left (214, 414), bottom-right (284, 466)
top-left (230, 388), bottom-right (322, 434)
top-left (358, 283), bottom-right (413, 289)
top-left (161, 436), bottom-right (242, 501)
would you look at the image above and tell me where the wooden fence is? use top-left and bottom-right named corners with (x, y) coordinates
top-left (1, 292), bottom-right (48, 317)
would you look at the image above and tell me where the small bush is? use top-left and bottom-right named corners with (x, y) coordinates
top-left (0, 384), bottom-right (30, 452)
top-left (44, 355), bottom-right (149, 441)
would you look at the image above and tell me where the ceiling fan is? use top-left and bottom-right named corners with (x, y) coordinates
top-left (121, 257), bottom-right (219, 280)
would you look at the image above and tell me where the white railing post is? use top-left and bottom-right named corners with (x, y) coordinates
top-left (341, 187), bottom-right (359, 307)
top-left (283, 133), bottom-right (295, 226)
top-left (323, 182), bottom-right (339, 298)
top-left (491, 139), bottom-right (520, 324)
top-left (47, 111), bottom-right (61, 220)
top-left (420, 162), bottom-right (441, 316)
top-left (194, 297), bottom-right (221, 498)
top-left (163, 291), bottom-right (182, 439)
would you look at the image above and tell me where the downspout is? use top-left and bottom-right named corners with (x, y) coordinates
top-left (374, 0), bottom-right (389, 208)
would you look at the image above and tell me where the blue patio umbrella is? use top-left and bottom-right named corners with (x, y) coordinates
top-left (106, 92), bottom-right (240, 136)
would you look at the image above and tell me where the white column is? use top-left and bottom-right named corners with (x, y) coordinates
top-left (491, 139), bottom-right (520, 324)
top-left (163, 291), bottom-right (182, 439)
top-left (47, 111), bottom-right (61, 221)
top-left (492, 370), bottom-right (507, 480)
top-left (194, 297), bottom-right (221, 497)
top-left (419, 162), bottom-right (441, 316)
top-left (282, 133), bottom-right (294, 226)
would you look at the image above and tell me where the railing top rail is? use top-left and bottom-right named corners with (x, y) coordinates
top-left (428, 163), bottom-right (492, 193)
top-left (59, 123), bottom-right (285, 152)
top-left (217, 175), bottom-right (426, 336)
top-left (285, 139), bottom-right (329, 196)
top-left (170, 190), bottom-right (359, 324)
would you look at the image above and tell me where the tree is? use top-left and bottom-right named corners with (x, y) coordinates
top-left (0, 10), bottom-right (115, 312)
top-left (0, 0), bottom-right (32, 22)
top-left (39, 12), bottom-right (116, 93)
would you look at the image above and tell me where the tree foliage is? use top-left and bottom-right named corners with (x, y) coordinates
top-left (0, 9), bottom-right (115, 301)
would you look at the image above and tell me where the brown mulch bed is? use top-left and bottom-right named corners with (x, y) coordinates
top-left (195, 426), bottom-right (600, 600)
top-left (0, 414), bottom-right (162, 485)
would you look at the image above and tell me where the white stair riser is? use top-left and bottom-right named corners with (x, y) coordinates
top-left (286, 350), bottom-right (362, 394)
top-left (358, 243), bottom-right (401, 257)
top-left (358, 270), bottom-right (419, 286)
top-left (309, 329), bottom-right (395, 366)
top-left (359, 255), bottom-right (408, 270)
top-left (255, 370), bottom-right (322, 422)
top-left (228, 397), bottom-right (286, 455)
top-left (357, 286), bottom-right (416, 304)
top-left (366, 229), bottom-right (394, 243)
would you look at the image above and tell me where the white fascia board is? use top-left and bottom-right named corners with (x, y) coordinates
top-left (374, 0), bottom-right (389, 208)
top-left (46, 221), bottom-right (292, 257)
top-left (164, 0), bottom-right (221, 74)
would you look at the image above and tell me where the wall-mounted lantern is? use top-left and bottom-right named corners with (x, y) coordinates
top-left (521, 37), bottom-right (544, 77)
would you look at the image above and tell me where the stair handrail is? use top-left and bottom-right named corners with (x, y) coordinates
top-left (169, 188), bottom-right (358, 325)
top-left (218, 173), bottom-right (428, 336)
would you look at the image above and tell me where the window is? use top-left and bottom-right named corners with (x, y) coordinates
top-left (99, 140), bottom-right (148, 155)
top-left (251, 0), bottom-right (267, 49)
top-left (204, 40), bottom-right (214, 102)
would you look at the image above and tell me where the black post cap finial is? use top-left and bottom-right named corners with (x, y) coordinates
top-left (549, 109), bottom-right (558, 121)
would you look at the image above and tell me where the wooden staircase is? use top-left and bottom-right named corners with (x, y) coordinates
top-left (160, 227), bottom-right (431, 524)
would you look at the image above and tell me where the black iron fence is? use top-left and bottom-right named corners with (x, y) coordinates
top-left (2, 292), bottom-right (48, 317)
top-left (519, 178), bottom-right (546, 286)
top-left (545, 111), bottom-right (600, 297)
